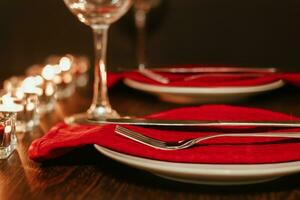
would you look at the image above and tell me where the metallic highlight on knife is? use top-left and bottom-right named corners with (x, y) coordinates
top-left (151, 67), bottom-right (277, 74)
top-left (138, 68), bottom-right (170, 84)
top-left (77, 118), bottom-right (300, 128)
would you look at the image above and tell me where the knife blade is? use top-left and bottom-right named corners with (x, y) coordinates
top-left (151, 67), bottom-right (277, 73)
top-left (76, 118), bottom-right (300, 127)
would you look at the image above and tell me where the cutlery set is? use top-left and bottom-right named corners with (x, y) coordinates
top-left (68, 66), bottom-right (300, 150)
top-left (66, 66), bottom-right (299, 150)
top-left (66, 116), bottom-right (300, 150)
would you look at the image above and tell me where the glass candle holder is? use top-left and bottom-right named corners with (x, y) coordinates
top-left (0, 112), bottom-right (17, 159)
top-left (25, 67), bottom-right (57, 115)
top-left (1, 85), bottom-right (39, 132)
top-left (45, 55), bottom-right (76, 100)
top-left (15, 93), bottom-right (39, 132)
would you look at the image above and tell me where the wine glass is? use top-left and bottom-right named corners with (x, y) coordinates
top-left (134, 0), bottom-right (171, 84)
top-left (134, 0), bottom-right (160, 69)
top-left (63, 0), bottom-right (132, 123)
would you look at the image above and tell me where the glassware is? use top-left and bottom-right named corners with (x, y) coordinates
top-left (63, 0), bottom-right (132, 123)
top-left (44, 55), bottom-right (76, 100)
top-left (36, 70), bottom-right (57, 114)
top-left (15, 93), bottom-right (39, 132)
top-left (7, 73), bottom-right (56, 116)
top-left (47, 54), bottom-right (90, 88)
top-left (3, 78), bottom-right (40, 132)
top-left (0, 112), bottom-right (17, 159)
top-left (134, 0), bottom-right (160, 69)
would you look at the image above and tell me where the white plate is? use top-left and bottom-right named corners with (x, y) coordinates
top-left (94, 145), bottom-right (300, 185)
top-left (124, 78), bottom-right (285, 104)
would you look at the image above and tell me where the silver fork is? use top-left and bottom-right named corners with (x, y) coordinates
top-left (115, 125), bottom-right (300, 150)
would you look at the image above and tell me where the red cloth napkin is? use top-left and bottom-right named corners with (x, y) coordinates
top-left (29, 105), bottom-right (300, 164)
top-left (107, 72), bottom-right (124, 87)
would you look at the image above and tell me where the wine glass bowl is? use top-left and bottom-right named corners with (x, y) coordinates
top-left (64, 0), bottom-right (132, 26)
top-left (63, 0), bottom-right (132, 123)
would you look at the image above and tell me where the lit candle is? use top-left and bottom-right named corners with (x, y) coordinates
top-left (42, 65), bottom-right (56, 81)
top-left (3, 76), bottom-right (40, 131)
top-left (0, 109), bottom-right (17, 159)
top-left (25, 65), bottom-right (57, 114)
top-left (45, 55), bottom-right (75, 100)
top-left (59, 56), bottom-right (72, 72)
top-left (0, 94), bottom-right (24, 112)
top-left (21, 77), bottom-right (43, 96)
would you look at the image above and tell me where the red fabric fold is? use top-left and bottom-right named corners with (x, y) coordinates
top-left (107, 72), bottom-right (124, 88)
top-left (29, 105), bottom-right (300, 164)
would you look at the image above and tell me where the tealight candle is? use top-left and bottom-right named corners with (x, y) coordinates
top-left (28, 56), bottom-right (75, 100)
top-left (3, 77), bottom-right (40, 132)
top-left (25, 67), bottom-right (57, 114)
top-left (54, 56), bottom-right (76, 100)
top-left (42, 64), bottom-right (75, 99)
top-left (35, 73), bottom-right (57, 114)
top-left (0, 94), bottom-right (24, 112)
top-left (0, 111), bottom-right (17, 159)
top-left (22, 77), bottom-right (43, 96)
top-left (47, 54), bottom-right (90, 87)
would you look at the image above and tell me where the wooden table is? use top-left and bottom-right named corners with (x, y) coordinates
top-left (0, 82), bottom-right (299, 200)
top-left (1, 0), bottom-right (300, 199)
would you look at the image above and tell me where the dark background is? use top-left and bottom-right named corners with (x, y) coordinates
top-left (1, 0), bottom-right (300, 81)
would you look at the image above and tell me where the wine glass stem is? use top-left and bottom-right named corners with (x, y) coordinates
top-left (88, 25), bottom-right (112, 117)
top-left (135, 9), bottom-right (147, 69)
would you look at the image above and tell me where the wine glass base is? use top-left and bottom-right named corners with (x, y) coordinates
top-left (64, 110), bottom-right (119, 125)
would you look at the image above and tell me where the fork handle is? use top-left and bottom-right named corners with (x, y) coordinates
top-left (184, 132), bottom-right (300, 150)
top-left (196, 132), bottom-right (300, 143)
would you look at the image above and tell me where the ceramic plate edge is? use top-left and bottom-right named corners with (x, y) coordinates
top-left (94, 144), bottom-right (300, 177)
top-left (124, 79), bottom-right (285, 94)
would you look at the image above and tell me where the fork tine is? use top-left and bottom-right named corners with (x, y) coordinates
top-left (116, 126), bottom-right (164, 145)
top-left (115, 126), bottom-right (166, 148)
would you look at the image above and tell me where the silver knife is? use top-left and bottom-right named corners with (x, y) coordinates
top-left (77, 118), bottom-right (300, 127)
top-left (151, 67), bottom-right (277, 73)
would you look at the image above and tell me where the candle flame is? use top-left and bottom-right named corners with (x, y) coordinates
top-left (22, 77), bottom-right (37, 93)
top-left (0, 93), bottom-right (24, 112)
top-left (42, 65), bottom-right (56, 81)
top-left (59, 57), bottom-right (72, 72)
top-left (34, 75), bottom-right (44, 85)
top-left (2, 94), bottom-right (15, 105)
top-left (45, 84), bottom-right (55, 96)
top-left (26, 102), bottom-right (35, 111)
top-left (54, 75), bottom-right (62, 84)
top-left (4, 125), bottom-right (12, 134)
top-left (63, 73), bottom-right (73, 84)
top-left (22, 77), bottom-right (43, 96)
top-left (16, 88), bottom-right (24, 100)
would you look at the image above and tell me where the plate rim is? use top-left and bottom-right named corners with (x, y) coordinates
top-left (124, 78), bottom-right (285, 94)
top-left (94, 144), bottom-right (300, 177)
